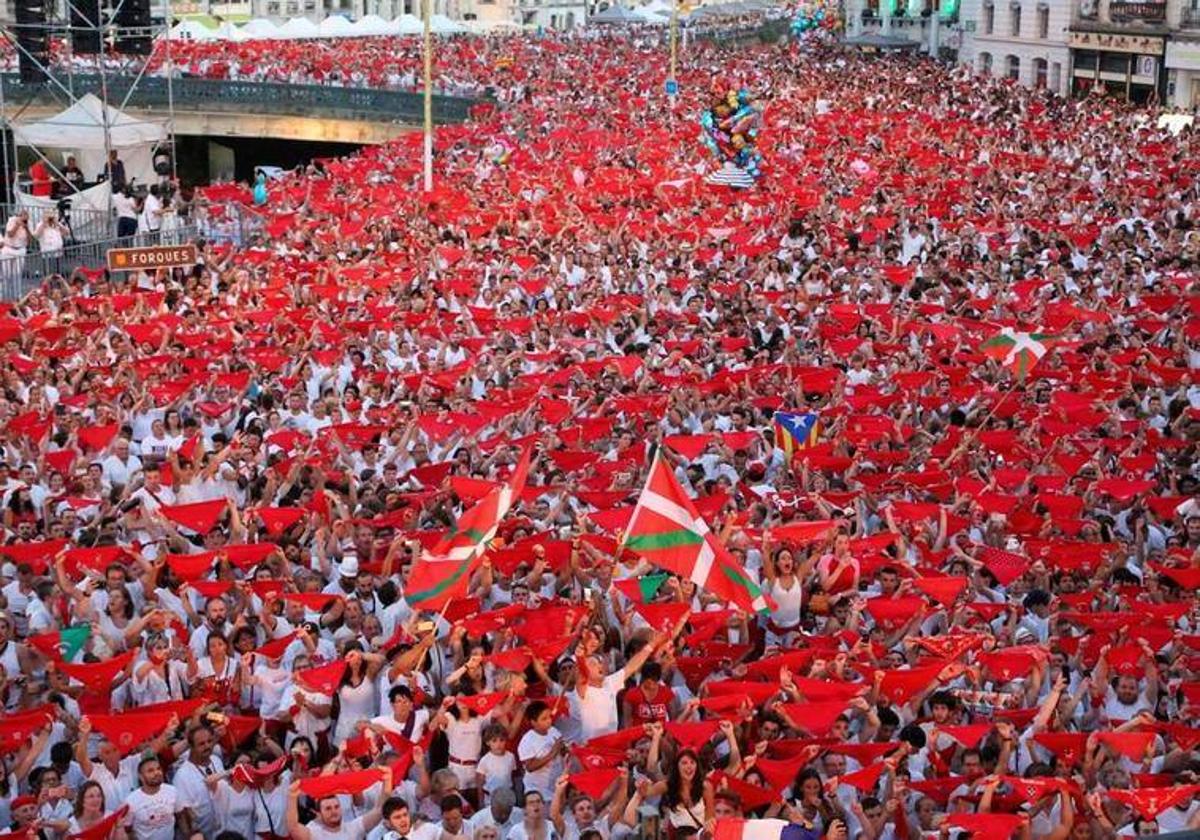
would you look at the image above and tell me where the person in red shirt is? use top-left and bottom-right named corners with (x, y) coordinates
top-left (621, 662), bottom-right (675, 726)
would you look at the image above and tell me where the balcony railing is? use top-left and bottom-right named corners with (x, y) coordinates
top-left (1182, 6), bottom-right (1200, 26)
top-left (0, 74), bottom-right (486, 124)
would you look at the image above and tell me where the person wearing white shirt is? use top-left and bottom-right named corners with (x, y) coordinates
top-left (569, 637), bottom-right (658, 742)
top-left (518, 702), bottom-right (565, 800)
top-left (101, 439), bottom-right (142, 490)
top-left (286, 766), bottom-right (393, 840)
top-left (123, 756), bottom-right (191, 840)
top-left (76, 716), bottom-right (141, 808)
top-left (369, 685), bottom-right (430, 744)
top-left (173, 726), bottom-right (225, 838)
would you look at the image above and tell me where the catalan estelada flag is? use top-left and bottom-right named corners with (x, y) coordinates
top-left (773, 411), bottom-right (819, 458)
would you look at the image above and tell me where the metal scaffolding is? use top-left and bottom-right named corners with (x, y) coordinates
top-left (0, 0), bottom-right (177, 210)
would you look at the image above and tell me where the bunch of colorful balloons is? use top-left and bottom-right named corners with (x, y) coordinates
top-left (792, 1), bottom-right (839, 37)
top-left (698, 88), bottom-right (764, 182)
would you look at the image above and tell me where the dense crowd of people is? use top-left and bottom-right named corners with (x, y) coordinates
top-left (0, 18), bottom-right (1197, 840)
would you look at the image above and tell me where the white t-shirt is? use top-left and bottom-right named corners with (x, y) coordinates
top-left (88, 755), bottom-right (141, 807)
top-left (213, 779), bottom-right (257, 837)
top-left (124, 784), bottom-right (185, 840)
top-left (570, 673), bottom-right (625, 742)
top-left (308, 815), bottom-right (369, 840)
top-left (509, 820), bottom-right (559, 840)
top-left (518, 727), bottom-right (564, 799)
top-left (173, 757), bottom-right (225, 837)
top-left (476, 750), bottom-right (517, 796)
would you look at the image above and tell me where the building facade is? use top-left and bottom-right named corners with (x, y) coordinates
top-left (957, 0), bottom-right (1072, 95)
top-left (843, 0), bottom-right (963, 58)
top-left (957, 0), bottom-right (1200, 105)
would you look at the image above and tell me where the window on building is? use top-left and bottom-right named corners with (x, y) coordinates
top-left (1101, 52), bottom-right (1128, 73)
top-left (983, 2), bottom-right (994, 31)
top-left (1010, 4), bottom-right (1021, 34)
top-left (1037, 5), bottom-right (1048, 36)
top-left (980, 51), bottom-right (993, 72)
top-left (1050, 61), bottom-right (1061, 89)
top-left (1006, 54), bottom-right (1020, 79)
top-left (1034, 57), bottom-right (1048, 86)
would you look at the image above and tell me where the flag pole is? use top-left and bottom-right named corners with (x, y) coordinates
top-left (942, 375), bottom-right (1023, 469)
top-left (668, 0), bottom-right (679, 98)
top-left (422, 0), bottom-right (433, 193)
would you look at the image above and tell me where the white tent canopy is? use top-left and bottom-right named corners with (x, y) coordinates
top-left (278, 16), bottom-right (321, 38)
top-left (632, 6), bottom-right (669, 22)
top-left (352, 13), bottom-right (392, 35)
top-left (318, 14), bottom-right (356, 36)
top-left (11, 94), bottom-right (167, 187)
top-left (212, 20), bottom-right (248, 40)
top-left (240, 17), bottom-right (282, 38)
top-left (430, 13), bottom-right (467, 32)
top-left (169, 19), bottom-right (218, 40)
top-left (392, 13), bottom-right (424, 33)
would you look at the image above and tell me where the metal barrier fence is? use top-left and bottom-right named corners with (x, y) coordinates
top-left (0, 74), bottom-right (484, 125)
top-left (0, 202), bottom-right (116, 242)
top-left (0, 224), bottom-right (198, 301)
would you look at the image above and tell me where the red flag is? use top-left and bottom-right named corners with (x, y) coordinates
top-left (455, 692), bottom-right (507, 716)
top-left (280, 592), bottom-right (341, 612)
top-left (295, 661), bottom-right (346, 695)
top-left (220, 715), bottom-right (261, 751)
top-left (87, 711), bottom-right (175, 756)
top-left (1107, 785), bottom-right (1200, 820)
top-left (230, 755), bottom-right (288, 789)
top-left (708, 772), bottom-right (777, 810)
top-left (865, 596), bottom-right (926, 628)
top-left (977, 545), bottom-right (1029, 586)
top-left (253, 632), bottom-right (298, 661)
top-left (255, 507), bottom-right (307, 536)
top-left (756, 751), bottom-right (820, 791)
top-left (66, 805), bottom-right (129, 840)
top-left (663, 720), bottom-right (722, 750)
top-left (298, 769), bottom-right (383, 798)
top-left (571, 745), bottom-right (625, 769)
top-left (938, 723), bottom-right (993, 747)
top-left (77, 424), bottom-right (119, 452)
top-left (873, 665), bottom-right (942, 705)
top-left (632, 601), bottom-right (690, 634)
top-left (159, 500), bottom-right (227, 534)
top-left (776, 702), bottom-right (850, 735)
top-left (908, 776), bottom-right (967, 805)
top-left (567, 768), bottom-right (622, 798)
top-left (1032, 732), bottom-right (1088, 767)
top-left (58, 650), bottom-right (137, 692)
top-left (944, 813), bottom-right (1023, 840)
top-left (1097, 731), bottom-right (1155, 762)
top-left (0, 706), bottom-right (55, 753)
top-left (165, 552), bottom-right (218, 582)
top-left (913, 576), bottom-right (969, 608)
top-left (839, 762), bottom-right (887, 792)
top-left (586, 725), bottom-right (650, 753)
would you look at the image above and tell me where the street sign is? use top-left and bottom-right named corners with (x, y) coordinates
top-left (107, 244), bottom-right (198, 272)
top-left (665, 78), bottom-right (679, 97)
